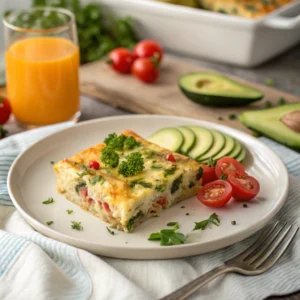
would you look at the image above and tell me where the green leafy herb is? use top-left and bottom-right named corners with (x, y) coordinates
top-left (164, 166), bottom-right (177, 177)
top-left (171, 174), bottom-right (183, 194)
top-left (144, 150), bottom-right (157, 158)
top-left (71, 221), bottom-right (83, 231)
top-left (124, 136), bottom-right (141, 150)
top-left (46, 221), bottom-right (53, 226)
top-left (101, 147), bottom-right (119, 168)
top-left (196, 167), bottom-right (203, 180)
top-left (107, 226), bottom-right (115, 235)
top-left (89, 175), bottom-right (105, 185)
top-left (228, 114), bottom-right (237, 120)
top-left (43, 197), bottom-right (54, 204)
top-left (155, 184), bottom-right (165, 192)
top-left (167, 221), bottom-right (180, 231)
top-left (193, 213), bottom-right (220, 231)
top-left (148, 226), bottom-right (185, 246)
top-left (77, 170), bottom-right (90, 178)
top-left (278, 97), bottom-right (286, 105)
top-left (264, 78), bottom-right (275, 86)
top-left (188, 181), bottom-right (195, 188)
top-left (151, 165), bottom-right (163, 169)
top-left (219, 174), bottom-right (227, 180)
top-left (118, 152), bottom-right (144, 177)
top-left (50, 161), bottom-right (55, 165)
top-left (130, 180), bottom-right (153, 188)
top-left (264, 100), bottom-right (272, 109)
top-left (75, 182), bottom-right (87, 194)
top-left (67, 210), bottom-right (74, 215)
top-left (126, 211), bottom-right (144, 232)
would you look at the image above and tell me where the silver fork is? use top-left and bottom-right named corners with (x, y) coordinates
top-left (160, 222), bottom-right (298, 300)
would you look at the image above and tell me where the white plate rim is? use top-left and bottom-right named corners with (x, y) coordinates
top-left (7, 115), bottom-right (289, 259)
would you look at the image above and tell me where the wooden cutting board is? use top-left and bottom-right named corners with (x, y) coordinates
top-left (80, 56), bottom-right (299, 134)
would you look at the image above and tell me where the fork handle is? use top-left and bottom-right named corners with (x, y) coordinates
top-left (160, 265), bottom-right (235, 300)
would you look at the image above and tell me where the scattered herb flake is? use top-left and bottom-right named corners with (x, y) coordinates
top-left (171, 174), bottom-right (183, 194)
top-left (107, 226), bottom-right (115, 235)
top-left (71, 221), bottom-right (83, 231)
top-left (151, 165), bottom-right (163, 169)
top-left (264, 78), bottom-right (275, 86)
top-left (89, 175), bottom-right (105, 185)
top-left (193, 213), bottom-right (220, 231)
top-left (188, 181), bottom-right (195, 188)
top-left (67, 210), bottom-right (74, 215)
top-left (46, 221), bottom-right (53, 226)
top-left (43, 197), bottom-right (54, 204)
top-left (126, 211), bottom-right (144, 232)
top-left (164, 166), bottom-right (177, 177)
top-left (77, 170), bottom-right (90, 178)
top-left (144, 149), bottom-right (157, 158)
top-left (130, 180), bottom-right (153, 188)
top-left (75, 182), bottom-right (87, 194)
top-left (50, 161), bottom-right (55, 165)
top-left (155, 184), bottom-right (165, 192)
top-left (196, 167), bottom-right (203, 180)
top-left (245, 4), bottom-right (257, 11)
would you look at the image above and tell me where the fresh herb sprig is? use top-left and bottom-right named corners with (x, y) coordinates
top-left (107, 226), bottom-right (115, 235)
top-left (67, 210), bottom-right (74, 215)
top-left (193, 213), bottom-right (220, 231)
top-left (43, 197), bottom-right (54, 204)
top-left (71, 221), bottom-right (83, 231)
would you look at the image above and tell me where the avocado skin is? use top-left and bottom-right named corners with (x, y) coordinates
top-left (239, 103), bottom-right (300, 151)
top-left (179, 87), bottom-right (262, 107)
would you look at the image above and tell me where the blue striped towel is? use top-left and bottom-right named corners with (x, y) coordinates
top-left (0, 122), bottom-right (300, 300)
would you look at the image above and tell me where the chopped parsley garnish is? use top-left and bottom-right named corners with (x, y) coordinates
top-left (245, 4), bottom-right (257, 11)
top-left (196, 167), bottom-right (203, 180)
top-left (148, 224), bottom-right (185, 246)
top-left (124, 136), bottom-right (141, 150)
top-left (77, 170), bottom-right (90, 178)
top-left (171, 174), bottom-right (183, 194)
top-left (193, 213), bottom-right (220, 231)
top-left (188, 181), bottom-right (195, 188)
top-left (126, 211), bottom-right (144, 232)
top-left (118, 152), bottom-right (144, 177)
top-left (50, 161), bottom-right (55, 165)
top-left (107, 226), bottom-right (115, 235)
top-left (278, 97), bottom-right (286, 105)
top-left (219, 174), bottom-right (227, 180)
top-left (155, 184), bottom-right (165, 192)
top-left (75, 182), bottom-right (87, 194)
top-left (89, 175), bottom-right (105, 185)
top-left (43, 197), bottom-right (54, 204)
top-left (264, 78), bottom-right (275, 86)
top-left (101, 147), bottom-right (119, 168)
top-left (264, 100), bottom-right (272, 109)
top-left (144, 149), bottom-right (157, 158)
top-left (130, 180), bottom-right (153, 188)
top-left (46, 221), bottom-right (53, 226)
top-left (228, 114), bottom-right (237, 120)
top-left (71, 221), bottom-right (83, 231)
top-left (164, 166), bottom-right (177, 177)
top-left (66, 210), bottom-right (73, 215)
top-left (151, 165), bottom-right (163, 169)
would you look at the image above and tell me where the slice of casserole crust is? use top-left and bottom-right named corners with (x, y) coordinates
top-left (53, 130), bottom-right (203, 232)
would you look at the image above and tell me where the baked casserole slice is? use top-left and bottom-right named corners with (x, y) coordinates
top-left (53, 130), bottom-right (203, 232)
top-left (199, 0), bottom-right (292, 18)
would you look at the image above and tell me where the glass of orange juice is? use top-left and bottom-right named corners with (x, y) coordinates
top-left (3, 7), bottom-right (80, 128)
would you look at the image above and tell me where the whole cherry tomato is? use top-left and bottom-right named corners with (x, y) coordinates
top-left (108, 48), bottom-right (135, 74)
top-left (131, 58), bottom-right (159, 83)
top-left (0, 97), bottom-right (11, 125)
top-left (133, 40), bottom-right (163, 62)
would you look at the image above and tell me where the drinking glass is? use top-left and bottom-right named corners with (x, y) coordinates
top-left (3, 7), bottom-right (80, 128)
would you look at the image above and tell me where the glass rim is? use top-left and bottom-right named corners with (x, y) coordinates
top-left (3, 6), bottom-right (75, 34)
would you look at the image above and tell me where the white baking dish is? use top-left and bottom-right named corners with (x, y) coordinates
top-left (98, 0), bottom-right (300, 67)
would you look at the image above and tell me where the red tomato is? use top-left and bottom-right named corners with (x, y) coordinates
top-left (103, 202), bottom-right (111, 213)
top-left (89, 160), bottom-right (100, 170)
top-left (197, 180), bottom-right (232, 208)
top-left (228, 172), bottom-right (260, 201)
top-left (215, 157), bottom-right (245, 179)
top-left (202, 165), bottom-right (218, 185)
top-left (131, 58), bottom-right (159, 83)
top-left (108, 48), bottom-right (135, 74)
top-left (0, 98), bottom-right (11, 125)
top-left (156, 196), bottom-right (167, 207)
top-left (166, 153), bottom-right (176, 162)
top-left (133, 40), bottom-right (163, 62)
top-left (79, 187), bottom-right (88, 198)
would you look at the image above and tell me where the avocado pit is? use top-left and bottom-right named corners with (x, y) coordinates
top-left (196, 79), bottom-right (212, 89)
top-left (280, 110), bottom-right (300, 133)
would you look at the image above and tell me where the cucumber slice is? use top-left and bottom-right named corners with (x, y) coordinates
top-left (212, 134), bottom-right (235, 160)
top-left (198, 130), bottom-right (225, 161)
top-left (148, 128), bottom-right (183, 152)
top-left (177, 126), bottom-right (196, 154)
top-left (227, 140), bottom-right (242, 159)
top-left (236, 147), bottom-right (246, 162)
top-left (186, 126), bottom-right (213, 159)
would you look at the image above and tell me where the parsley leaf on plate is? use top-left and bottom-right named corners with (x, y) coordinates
top-left (43, 197), bottom-right (54, 204)
top-left (71, 221), bottom-right (83, 231)
top-left (193, 213), bottom-right (220, 231)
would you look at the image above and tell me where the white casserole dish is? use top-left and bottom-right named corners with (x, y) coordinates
top-left (97, 0), bottom-right (300, 67)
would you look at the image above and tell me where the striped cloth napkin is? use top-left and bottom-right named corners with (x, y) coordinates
top-left (1, 122), bottom-right (300, 300)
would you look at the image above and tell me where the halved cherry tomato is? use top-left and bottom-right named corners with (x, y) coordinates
top-left (215, 157), bottom-right (245, 179)
top-left (133, 40), bottom-right (163, 63)
top-left (202, 165), bottom-right (218, 185)
top-left (197, 180), bottom-right (232, 208)
top-left (108, 48), bottom-right (135, 74)
top-left (131, 58), bottom-right (159, 83)
top-left (0, 97), bottom-right (11, 125)
top-left (166, 153), bottom-right (176, 162)
top-left (89, 160), bottom-right (100, 170)
top-left (228, 172), bottom-right (260, 201)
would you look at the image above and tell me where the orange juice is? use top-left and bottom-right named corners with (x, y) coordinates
top-left (6, 37), bottom-right (80, 125)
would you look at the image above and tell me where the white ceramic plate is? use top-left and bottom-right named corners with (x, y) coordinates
top-left (8, 115), bottom-right (289, 259)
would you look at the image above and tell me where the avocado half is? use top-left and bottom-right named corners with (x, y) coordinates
top-left (179, 72), bottom-right (264, 107)
top-left (239, 103), bottom-right (300, 151)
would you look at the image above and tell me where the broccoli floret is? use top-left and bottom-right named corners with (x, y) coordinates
top-left (124, 136), bottom-right (141, 150)
top-left (104, 133), bottom-right (117, 145)
top-left (101, 147), bottom-right (119, 168)
top-left (119, 152), bottom-right (144, 177)
top-left (108, 134), bottom-right (127, 151)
